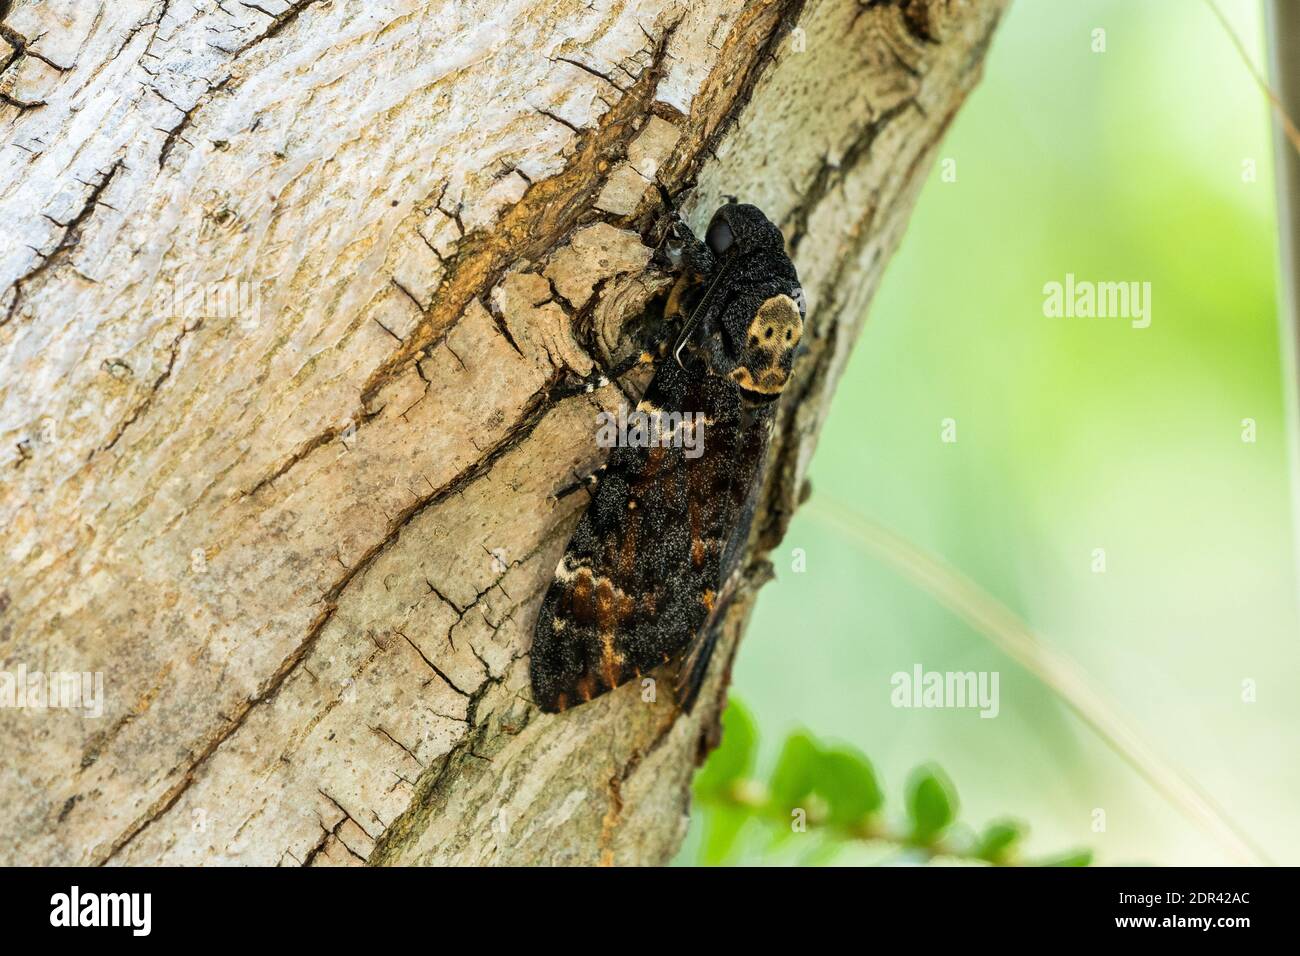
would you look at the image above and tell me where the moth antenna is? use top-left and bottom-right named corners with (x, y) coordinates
top-left (655, 180), bottom-right (675, 211)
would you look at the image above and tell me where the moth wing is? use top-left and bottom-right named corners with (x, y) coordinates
top-left (671, 398), bottom-right (774, 711)
top-left (531, 366), bottom-right (750, 712)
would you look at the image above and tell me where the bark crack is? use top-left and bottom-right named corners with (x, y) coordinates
top-left (156, 74), bottom-right (234, 169)
top-left (2, 158), bottom-right (124, 326)
top-left (97, 369), bottom-right (574, 864)
top-left (784, 97), bottom-right (917, 254)
top-left (97, 318), bottom-right (203, 456)
top-left (233, 0), bottom-right (326, 57)
top-left (238, 20), bottom-right (686, 495)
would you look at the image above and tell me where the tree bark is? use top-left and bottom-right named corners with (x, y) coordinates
top-left (0, 0), bottom-right (1004, 866)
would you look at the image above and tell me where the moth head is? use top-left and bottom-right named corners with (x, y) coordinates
top-left (704, 202), bottom-right (787, 258)
top-left (725, 292), bottom-right (804, 405)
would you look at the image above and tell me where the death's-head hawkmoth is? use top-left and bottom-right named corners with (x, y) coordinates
top-left (530, 197), bottom-right (805, 713)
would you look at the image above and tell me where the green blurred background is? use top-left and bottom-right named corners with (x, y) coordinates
top-left (680, 0), bottom-right (1300, 865)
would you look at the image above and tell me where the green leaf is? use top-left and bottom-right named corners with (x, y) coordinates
top-left (907, 764), bottom-right (958, 845)
top-left (1037, 849), bottom-right (1094, 867)
top-left (794, 832), bottom-right (846, 867)
top-left (816, 747), bottom-right (884, 828)
top-left (694, 698), bottom-right (757, 799)
top-left (768, 731), bottom-right (821, 808)
top-left (700, 804), bottom-right (749, 865)
top-left (974, 819), bottom-right (1025, 864)
top-left (688, 704), bottom-right (1093, 867)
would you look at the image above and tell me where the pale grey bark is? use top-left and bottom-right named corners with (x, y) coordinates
top-left (0, 0), bottom-right (1004, 866)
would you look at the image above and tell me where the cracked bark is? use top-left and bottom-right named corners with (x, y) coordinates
top-left (0, 0), bottom-right (1004, 866)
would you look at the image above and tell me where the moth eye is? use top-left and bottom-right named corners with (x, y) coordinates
top-left (785, 330), bottom-right (793, 341)
top-left (764, 327), bottom-right (774, 340)
top-left (748, 334), bottom-right (758, 347)
top-left (706, 217), bottom-right (734, 256)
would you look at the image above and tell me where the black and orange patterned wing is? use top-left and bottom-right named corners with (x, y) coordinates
top-left (530, 361), bottom-right (774, 712)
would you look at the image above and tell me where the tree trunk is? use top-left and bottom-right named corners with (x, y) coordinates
top-left (0, 0), bottom-right (1004, 866)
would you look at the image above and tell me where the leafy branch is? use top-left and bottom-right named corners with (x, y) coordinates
top-left (692, 699), bottom-right (1093, 866)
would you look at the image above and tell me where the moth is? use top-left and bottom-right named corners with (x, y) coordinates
top-left (530, 196), bottom-right (805, 713)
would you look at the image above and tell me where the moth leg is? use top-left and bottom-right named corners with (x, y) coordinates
top-left (651, 182), bottom-right (715, 276)
top-left (650, 179), bottom-right (691, 248)
top-left (550, 366), bottom-right (612, 401)
top-left (654, 220), bottom-right (714, 276)
top-left (550, 348), bottom-right (654, 402)
top-left (655, 179), bottom-right (697, 217)
top-left (551, 464), bottom-right (605, 502)
top-left (549, 187), bottom-right (698, 403)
